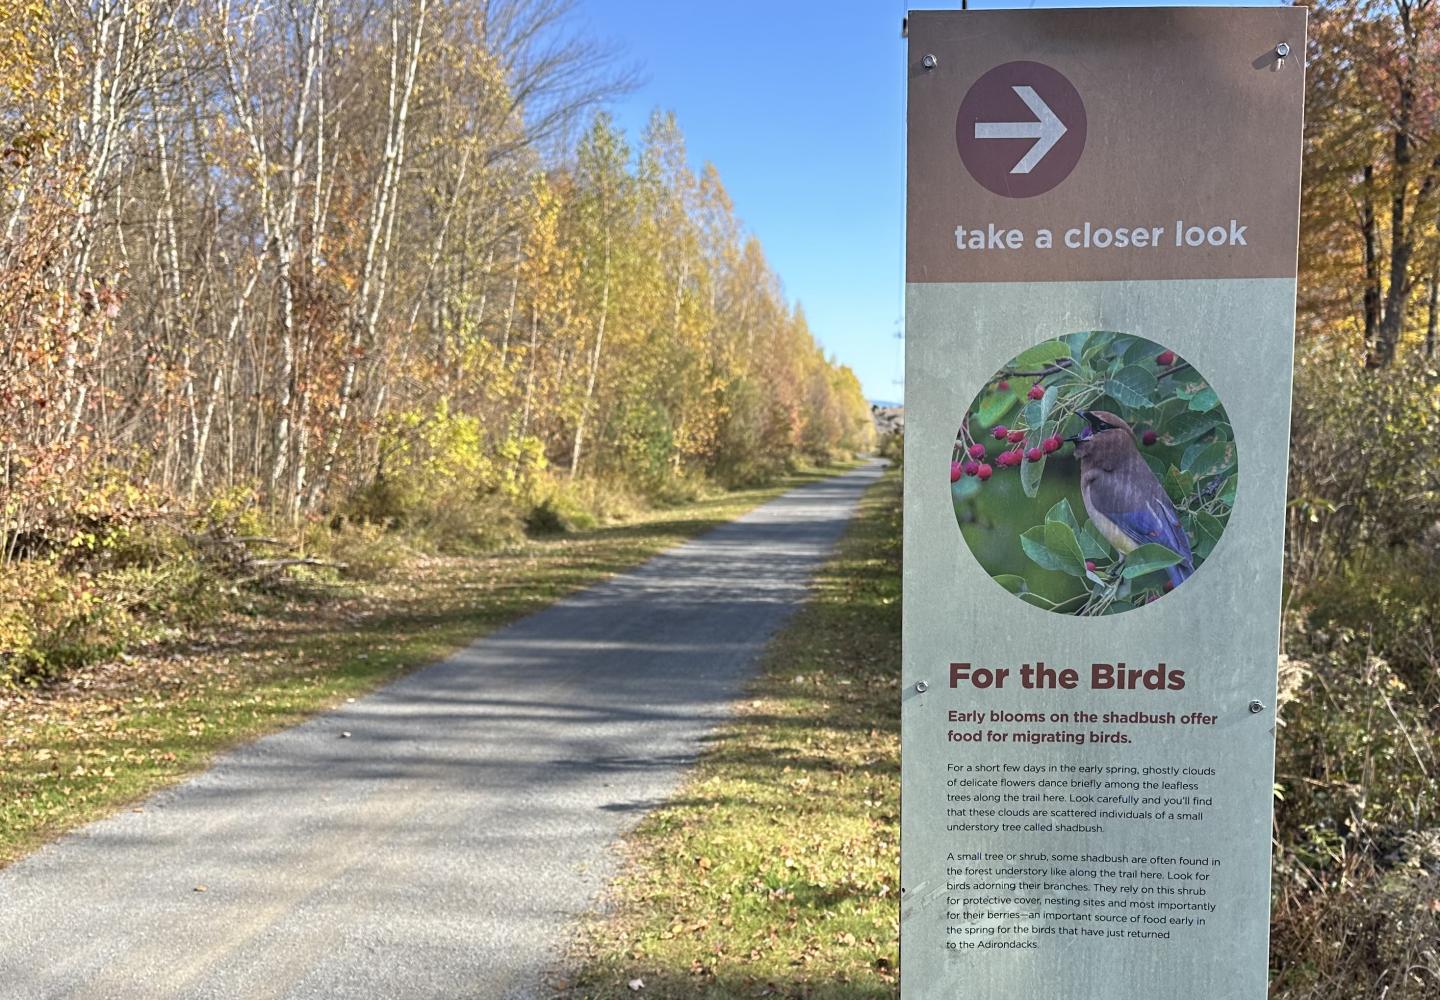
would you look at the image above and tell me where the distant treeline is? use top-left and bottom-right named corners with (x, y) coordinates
top-left (0, 0), bottom-right (873, 550)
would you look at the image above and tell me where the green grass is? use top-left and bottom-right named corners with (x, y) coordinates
top-left (561, 467), bottom-right (901, 998)
top-left (0, 464), bottom-right (853, 868)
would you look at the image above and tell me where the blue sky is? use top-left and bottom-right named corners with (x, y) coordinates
top-left (575, 0), bottom-right (1284, 403)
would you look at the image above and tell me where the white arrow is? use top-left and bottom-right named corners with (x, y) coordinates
top-left (974, 86), bottom-right (1067, 175)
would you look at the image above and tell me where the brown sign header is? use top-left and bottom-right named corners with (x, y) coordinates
top-left (907, 7), bottom-right (1307, 283)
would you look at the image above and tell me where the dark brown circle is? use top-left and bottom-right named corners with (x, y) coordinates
top-left (956, 61), bottom-right (1087, 199)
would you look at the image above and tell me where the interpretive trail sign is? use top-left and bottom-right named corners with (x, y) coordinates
top-left (901, 8), bottom-right (1306, 999)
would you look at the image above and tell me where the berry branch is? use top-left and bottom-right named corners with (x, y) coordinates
top-left (951, 332), bottom-right (1236, 616)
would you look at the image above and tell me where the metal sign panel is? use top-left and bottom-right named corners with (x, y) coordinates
top-left (901, 8), bottom-right (1306, 998)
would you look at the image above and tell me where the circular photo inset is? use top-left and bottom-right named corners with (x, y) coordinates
top-left (950, 331), bottom-right (1236, 615)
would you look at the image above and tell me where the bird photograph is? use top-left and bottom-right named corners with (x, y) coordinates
top-left (950, 332), bottom-right (1235, 615)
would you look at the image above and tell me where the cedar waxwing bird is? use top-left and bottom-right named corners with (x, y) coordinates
top-left (1068, 410), bottom-right (1194, 589)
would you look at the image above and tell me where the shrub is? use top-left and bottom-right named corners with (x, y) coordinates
top-left (338, 403), bottom-right (541, 552)
top-left (1287, 336), bottom-right (1440, 589)
top-left (303, 519), bottom-right (413, 580)
top-left (1271, 851), bottom-right (1440, 1000)
top-left (0, 561), bottom-right (140, 685)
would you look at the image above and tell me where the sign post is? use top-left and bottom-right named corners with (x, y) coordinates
top-left (901, 8), bottom-right (1306, 998)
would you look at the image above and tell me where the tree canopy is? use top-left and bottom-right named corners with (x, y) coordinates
top-left (0, 0), bottom-right (874, 549)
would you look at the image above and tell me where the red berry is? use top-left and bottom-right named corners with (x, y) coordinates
top-left (997, 380), bottom-right (1011, 391)
top-left (950, 461), bottom-right (963, 483)
top-left (1142, 429), bottom-right (1158, 446)
top-left (1156, 350), bottom-right (1176, 367)
top-left (1027, 384), bottom-right (1045, 400)
top-left (976, 463), bottom-right (993, 480)
top-left (1042, 435), bottom-right (1061, 454)
top-left (1026, 446), bottom-right (1044, 462)
top-left (968, 443), bottom-right (985, 459)
top-left (1085, 560), bottom-right (1097, 572)
top-left (963, 461), bottom-right (980, 476)
top-left (1007, 429), bottom-right (1025, 443)
top-left (1006, 448), bottom-right (1025, 466)
top-left (993, 425), bottom-right (1009, 440)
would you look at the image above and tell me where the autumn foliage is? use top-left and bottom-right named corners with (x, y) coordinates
top-left (0, 2), bottom-right (870, 535)
top-left (1277, 4), bottom-right (1440, 997)
top-left (0, 0), bottom-right (872, 679)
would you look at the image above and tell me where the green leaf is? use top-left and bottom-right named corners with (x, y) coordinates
top-left (1173, 378), bottom-right (1207, 401)
top-left (1104, 365), bottom-right (1158, 410)
top-left (1152, 396), bottom-right (1190, 424)
top-left (1163, 412), bottom-right (1221, 445)
top-left (1120, 543), bottom-right (1184, 579)
top-left (1020, 523), bottom-right (1087, 576)
top-left (1019, 452), bottom-right (1045, 497)
top-left (992, 574), bottom-right (1030, 595)
top-left (1067, 330), bottom-right (1111, 360)
top-left (1162, 465), bottom-right (1198, 505)
top-left (1079, 520), bottom-right (1110, 561)
top-left (1012, 341), bottom-right (1073, 371)
top-left (1183, 439), bottom-right (1236, 478)
top-left (1121, 337), bottom-right (1160, 367)
top-left (1022, 398), bottom-right (1044, 429)
top-left (1218, 474), bottom-right (1238, 505)
top-left (1038, 384), bottom-right (1057, 428)
top-left (977, 389), bottom-right (1018, 428)
top-left (1190, 511), bottom-right (1226, 560)
top-left (1020, 526), bottom-right (1069, 573)
top-left (1080, 339), bottom-right (1116, 371)
top-left (1187, 386), bottom-right (1220, 412)
top-left (1045, 497), bottom-right (1081, 535)
top-left (1047, 521), bottom-right (1088, 575)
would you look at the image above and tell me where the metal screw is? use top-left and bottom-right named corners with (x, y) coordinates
top-left (1248, 700), bottom-right (1265, 714)
top-left (921, 53), bottom-right (938, 71)
top-left (1274, 42), bottom-right (1290, 59)
top-left (915, 680), bottom-right (929, 693)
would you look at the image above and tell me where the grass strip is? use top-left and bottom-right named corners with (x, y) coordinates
top-left (562, 466), bottom-right (901, 998)
top-left (0, 466), bottom-right (850, 868)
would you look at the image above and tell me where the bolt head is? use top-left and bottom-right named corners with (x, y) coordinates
top-left (1248, 700), bottom-right (1265, 714)
top-left (1275, 42), bottom-right (1290, 58)
top-left (921, 53), bottom-right (938, 70)
top-left (915, 680), bottom-right (929, 693)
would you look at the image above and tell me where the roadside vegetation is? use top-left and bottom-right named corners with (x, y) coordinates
top-left (562, 466), bottom-right (901, 998)
top-left (1271, 4), bottom-right (1440, 996)
top-left (1270, 342), bottom-right (1440, 1000)
top-left (0, 463), bottom-right (860, 867)
top-left (0, 1), bottom-right (873, 684)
